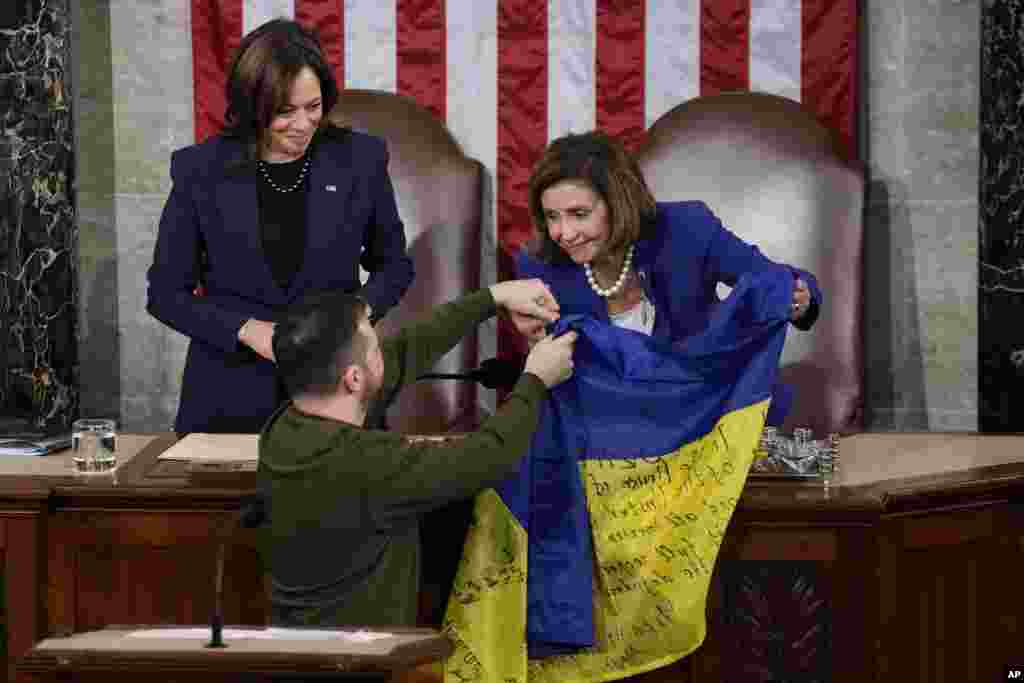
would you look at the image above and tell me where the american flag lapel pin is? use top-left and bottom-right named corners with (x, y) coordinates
top-left (326, 184), bottom-right (337, 192)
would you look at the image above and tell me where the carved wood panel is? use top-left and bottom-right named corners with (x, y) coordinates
top-left (877, 503), bottom-right (1024, 683)
top-left (47, 510), bottom-right (268, 637)
top-left (2, 513), bottom-right (44, 683)
top-left (717, 561), bottom-right (831, 683)
top-left (36, 500), bottom-right (1022, 683)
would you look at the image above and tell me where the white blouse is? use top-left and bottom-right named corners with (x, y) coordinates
top-left (609, 291), bottom-right (656, 335)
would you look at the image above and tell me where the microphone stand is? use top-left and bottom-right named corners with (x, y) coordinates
top-left (207, 513), bottom-right (236, 648)
top-left (416, 357), bottom-right (526, 391)
top-left (207, 494), bottom-right (267, 649)
top-left (209, 545), bottom-right (226, 647)
top-left (415, 372), bottom-right (474, 381)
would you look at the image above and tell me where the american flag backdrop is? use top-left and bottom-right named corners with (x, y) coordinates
top-left (190, 0), bottom-right (859, 360)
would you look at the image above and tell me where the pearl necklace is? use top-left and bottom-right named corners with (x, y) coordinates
top-left (258, 154), bottom-right (311, 193)
top-left (584, 243), bottom-right (635, 298)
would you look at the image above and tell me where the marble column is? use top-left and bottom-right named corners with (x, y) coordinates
top-left (72, 1), bottom-right (194, 432)
top-left (979, 0), bottom-right (1024, 431)
top-left (863, 0), bottom-right (979, 431)
top-left (0, 0), bottom-right (76, 434)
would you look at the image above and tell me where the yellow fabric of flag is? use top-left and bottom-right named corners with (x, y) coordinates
top-left (443, 399), bottom-right (767, 683)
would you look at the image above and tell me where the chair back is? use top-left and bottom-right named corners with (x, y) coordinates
top-left (329, 91), bottom-right (483, 433)
top-left (635, 92), bottom-right (864, 434)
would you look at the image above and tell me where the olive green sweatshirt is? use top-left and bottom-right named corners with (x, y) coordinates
top-left (258, 289), bottom-right (547, 627)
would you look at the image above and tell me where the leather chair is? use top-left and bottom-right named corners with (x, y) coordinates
top-left (328, 91), bottom-right (484, 434)
top-left (635, 92), bottom-right (865, 435)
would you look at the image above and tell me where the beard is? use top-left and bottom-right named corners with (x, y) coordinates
top-left (358, 386), bottom-right (376, 412)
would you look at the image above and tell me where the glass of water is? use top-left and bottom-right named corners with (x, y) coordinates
top-left (72, 418), bottom-right (117, 474)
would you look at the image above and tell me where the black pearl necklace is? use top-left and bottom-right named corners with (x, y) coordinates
top-left (258, 153), bottom-right (311, 193)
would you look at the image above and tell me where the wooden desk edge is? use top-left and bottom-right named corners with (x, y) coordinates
top-left (39, 432), bottom-right (1024, 519)
top-left (17, 625), bottom-right (452, 675)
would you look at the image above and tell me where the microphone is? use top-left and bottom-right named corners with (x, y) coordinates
top-left (417, 357), bottom-right (526, 390)
top-left (208, 493), bottom-right (267, 648)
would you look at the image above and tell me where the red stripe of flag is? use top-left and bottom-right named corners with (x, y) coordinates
top-left (191, 0), bottom-right (243, 143)
top-left (596, 0), bottom-right (646, 152)
top-left (700, 0), bottom-right (750, 96)
top-left (497, 0), bottom-right (548, 360)
top-left (802, 0), bottom-right (859, 160)
top-left (296, 0), bottom-right (346, 88)
top-left (397, 0), bottom-right (447, 120)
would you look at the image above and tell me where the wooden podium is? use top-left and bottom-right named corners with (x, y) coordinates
top-left (17, 625), bottom-right (451, 682)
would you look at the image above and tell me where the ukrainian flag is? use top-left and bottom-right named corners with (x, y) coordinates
top-left (443, 269), bottom-right (795, 683)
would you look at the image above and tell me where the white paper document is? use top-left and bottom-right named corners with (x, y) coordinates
top-left (156, 433), bottom-right (259, 463)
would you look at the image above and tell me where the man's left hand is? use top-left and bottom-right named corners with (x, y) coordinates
top-left (491, 278), bottom-right (561, 325)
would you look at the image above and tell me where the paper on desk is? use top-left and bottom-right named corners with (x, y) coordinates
top-left (0, 434), bottom-right (72, 456)
top-left (156, 433), bottom-right (259, 463)
top-left (126, 628), bottom-right (393, 642)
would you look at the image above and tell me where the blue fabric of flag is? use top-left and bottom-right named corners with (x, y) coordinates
top-left (496, 267), bottom-right (794, 657)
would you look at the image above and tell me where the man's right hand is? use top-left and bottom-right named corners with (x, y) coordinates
top-left (506, 309), bottom-right (548, 346)
top-left (523, 331), bottom-right (578, 388)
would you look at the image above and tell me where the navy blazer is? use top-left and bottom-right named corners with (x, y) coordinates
top-left (147, 127), bottom-right (414, 433)
top-left (517, 200), bottom-right (822, 424)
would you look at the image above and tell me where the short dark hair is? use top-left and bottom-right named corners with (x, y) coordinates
top-left (527, 131), bottom-right (657, 264)
top-left (223, 19), bottom-right (340, 146)
top-left (273, 292), bottom-right (369, 398)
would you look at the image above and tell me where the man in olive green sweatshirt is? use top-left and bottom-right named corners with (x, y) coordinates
top-left (259, 279), bottom-right (576, 628)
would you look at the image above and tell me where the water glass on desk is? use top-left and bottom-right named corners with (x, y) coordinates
top-left (72, 418), bottom-right (117, 474)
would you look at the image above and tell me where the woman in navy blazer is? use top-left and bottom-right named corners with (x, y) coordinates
top-left (512, 131), bottom-right (821, 426)
top-left (147, 20), bottom-right (414, 433)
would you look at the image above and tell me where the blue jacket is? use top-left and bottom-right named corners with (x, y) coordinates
top-left (516, 200), bottom-right (822, 424)
top-left (147, 128), bottom-right (414, 433)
